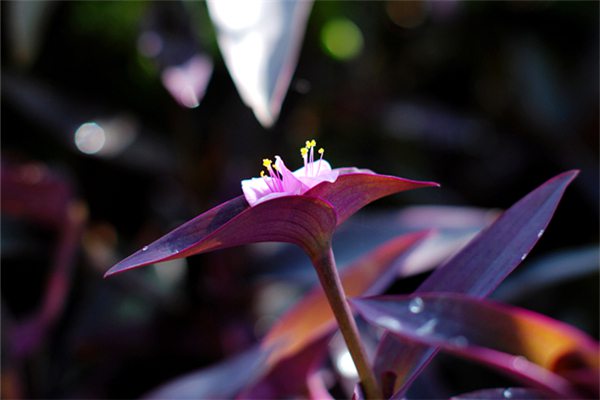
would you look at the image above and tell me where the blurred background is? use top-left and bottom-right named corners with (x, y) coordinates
top-left (1, 1), bottom-right (598, 398)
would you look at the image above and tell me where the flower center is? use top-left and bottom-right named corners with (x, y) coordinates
top-left (300, 139), bottom-right (325, 177)
top-left (258, 139), bottom-right (325, 191)
top-left (260, 157), bottom-right (284, 192)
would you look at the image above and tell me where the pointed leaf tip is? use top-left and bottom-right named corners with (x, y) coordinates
top-left (372, 170), bottom-right (580, 396)
top-left (306, 173), bottom-right (439, 225)
top-left (207, 0), bottom-right (313, 127)
top-left (105, 195), bottom-right (339, 277)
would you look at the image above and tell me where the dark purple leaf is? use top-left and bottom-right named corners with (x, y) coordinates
top-left (238, 335), bottom-right (331, 399)
top-left (2, 160), bottom-right (86, 359)
top-left (353, 293), bottom-right (598, 398)
top-left (419, 170), bottom-right (579, 296)
top-left (451, 387), bottom-right (556, 399)
top-left (351, 383), bottom-right (365, 400)
top-left (262, 231), bottom-right (431, 366)
top-left (307, 370), bottom-right (335, 400)
top-left (306, 173), bottom-right (439, 225)
top-left (106, 173), bottom-right (436, 276)
top-left (1, 160), bottom-right (73, 227)
top-left (105, 196), bottom-right (336, 276)
top-left (143, 345), bottom-right (271, 400)
top-left (372, 170), bottom-right (580, 397)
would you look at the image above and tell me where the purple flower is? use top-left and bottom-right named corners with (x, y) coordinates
top-left (242, 140), bottom-right (339, 205)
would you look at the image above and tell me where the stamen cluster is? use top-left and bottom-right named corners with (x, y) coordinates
top-left (300, 140), bottom-right (325, 177)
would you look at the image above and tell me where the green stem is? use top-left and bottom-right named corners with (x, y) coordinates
top-left (311, 245), bottom-right (381, 399)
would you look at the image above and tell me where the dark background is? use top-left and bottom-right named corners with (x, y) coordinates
top-left (2, 1), bottom-right (598, 398)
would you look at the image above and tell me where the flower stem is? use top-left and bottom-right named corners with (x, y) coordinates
top-left (311, 246), bottom-right (381, 399)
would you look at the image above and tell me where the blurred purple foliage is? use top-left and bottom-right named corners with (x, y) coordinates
top-left (1, 1), bottom-right (598, 399)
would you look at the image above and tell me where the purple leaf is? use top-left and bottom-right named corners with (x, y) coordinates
top-left (418, 170), bottom-right (579, 296)
top-left (353, 293), bottom-right (599, 398)
top-left (262, 231), bottom-right (431, 366)
top-left (372, 170), bottom-right (580, 397)
top-left (244, 232), bottom-right (431, 398)
top-left (451, 387), bottom-right (556, 399)
top-left (106, 172), bottom-right (436, 276)
top-left (238, 335), bottom-right (331, 399)
top-left (351, 383), bottom-right (365, 400)
top-left (2, 160), bottom-right (86, 359)
top-left (105, 196), bottom-right (336, 276)
top-left (306, 173), bottom-right (439, 225)
top-left (307, 370), bottom-right (335, 400)
top-left (143, 345), bottom-right (272, 399)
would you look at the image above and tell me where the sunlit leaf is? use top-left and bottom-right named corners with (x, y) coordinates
top-left (106, 173), bottom-right (436, 276)
top-left (353, 293), bottom-right (598, 398)
top-left (206, 0), bottom-right (313, 127)
top-left (262, 231), bottom-right (431, 365)
top-left (372, 170), bottom-right (580, 397)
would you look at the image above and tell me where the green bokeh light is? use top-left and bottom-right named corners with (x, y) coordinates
top-left (321, 18), bottom-right (364, 61)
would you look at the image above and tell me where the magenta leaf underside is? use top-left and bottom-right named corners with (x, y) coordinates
top-left (106, 196), bottom-right (337, 276)
top-left (105, 173), bottom-right (436, 276)
top-left (352, 293), bottom-right (597, 398)
top-left (371, 170), bottom-right (580, 397)
top-left (305, 173), bottom-right (439, 225)
top-left (238, 335), bottom-right (331, 399)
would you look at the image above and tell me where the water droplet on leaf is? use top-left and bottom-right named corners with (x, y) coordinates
top-left (142, 246), bottom-right (148, 251)
top-left (451, 335), bottom-right (468, 347)
top-left (376, 316), bottom-right (402, 331)
top-left (512, 355), bottom-right (528, 370)
top-left (415, 318), bottom-right (437, 336)
top-left (409, 297), bottom-right (424, 314)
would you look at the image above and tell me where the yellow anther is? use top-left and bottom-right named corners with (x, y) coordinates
top-left (272, 164), bottom-right (279, 170)
top-left (260, 170), bottom-right (266, 177)
top-left (318, 148), bottom-right (324, 155)
top-left (300, 147), bottom-right (308, 157)
top-left (262, 158), bottom-right (272, 168)
top-left (305, 139), bottom-right (316, 148)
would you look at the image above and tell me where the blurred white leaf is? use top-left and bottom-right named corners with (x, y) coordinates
top-left (161, 54), bottom-right (214, 109)
top-left (207, 0), bottom-right (313, 127)
top-left (7, 1), bottom-right (55, 66)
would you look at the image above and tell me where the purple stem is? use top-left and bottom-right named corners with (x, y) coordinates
top-left (310, 245), bottom-right (381, 399)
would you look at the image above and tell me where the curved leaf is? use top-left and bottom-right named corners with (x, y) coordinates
top-left (353, 293), bottom-right (598, 398)
top-left (372, 170), bottom-right (580, 396)
top-left (306, 173), bottom-right (439, 225)
top-left (262, 231), bottom-right (431, 365)
top-left (106, 172), bottom-right (437, 277)
top-left (105, 196), bottom-right (337, 276)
